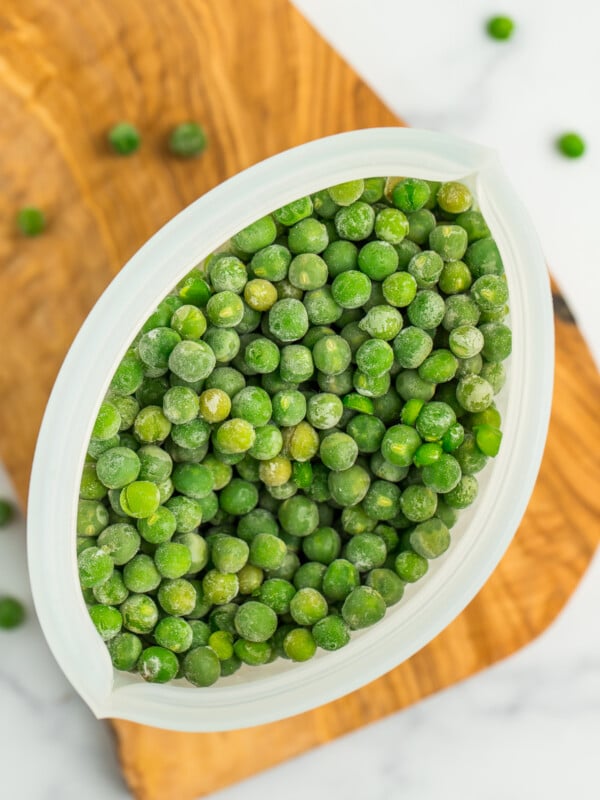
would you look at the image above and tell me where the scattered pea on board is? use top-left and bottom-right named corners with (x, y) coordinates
top-left (107, 122), bottom-right (141, 156)
top-left (17, 207), bottom-right (45, 237)
top-left (169, 123), bottom-right (207, 158)
top-left (77, 176), bottom-right (511, 685)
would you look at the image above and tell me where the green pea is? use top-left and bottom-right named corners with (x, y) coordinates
top-left (342, 585), bottom-right (386, 629)
top-left (312, 615), bottom-right (350, 651)
top-left (392, 178), bottom-right (431, 213)
top-left (273, 196), bottom-right (313, 226)
top-left (89, 605), bottom-right (122, 641)
top-left (0, 596), bottom-right (26, 629)
top-left (486, 15), bottom-right (515, 41)
top-left (108, 122), bottom-right (140, 155)
top-left (168, 121), bottom-right (207, 156)
top-left (556, 132), bottom-right (586, 159)
top-left (394, 550), bottom-right (428, 582)
top-left (17, 206), bottom-right (45, 236)
top-left (283, 628), bottom-right (317, 661)
top-left (334, 201), bottom-right (375, 241)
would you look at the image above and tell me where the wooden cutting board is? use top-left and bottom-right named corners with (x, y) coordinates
top-left (1, 2), bottom-right (599, 799)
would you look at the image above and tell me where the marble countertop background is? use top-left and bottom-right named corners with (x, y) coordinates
top-left (2, 1), bottom-right (599, 798)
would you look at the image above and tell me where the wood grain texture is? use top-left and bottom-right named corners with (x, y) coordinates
top-left (1, 2), bottom-right (599, 799)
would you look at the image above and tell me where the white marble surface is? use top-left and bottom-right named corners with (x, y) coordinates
top-left (2, 2), bottom-right (600, 798)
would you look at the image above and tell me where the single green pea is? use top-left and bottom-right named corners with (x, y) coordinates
top-left (119, 481), bottom-right (161, 519)
top-left (123, 553), bottom-right (161, 593)
top-left (169, 122), bottom-right (207, 157)
top-left (234, 601), bottom-right (278, 642)
top-left (480, 322), bottom-right (512, 362)
top-left (177, 273), bottom-right (211, 307)
top-left (78, 547), bottom-right (114, 589)
top-left (392, 178), bottom-right (431, 213)
top-left (341, 505), bottom-right (377, 536)
top-left (234, 638), bottom-right (273, 666)
top-left (92, 402), bottom-right (122, 442)
top-left (408, 251), bottom-right (444, 290)
top-left (278, 495), bottom-right (319, 538)
top-left (77, 499), bottom-right (109, 537)
top-left (436, 182), bottom-right (473, 214)
top-left (365, 568), bottom-right (405, 606)
top-left (268, 298), bottom-right (310, 342)
top-left (334, 201), bottom-right (375, 241)
top-left (464, 237), bottom-right (504, 279)
top-left (273, 196), bottom-right (313, 226)
top-left (289, 587), bottom-right (328, 625)
top-left (95, 447), bottom-right (141, 489)
top-left (375, 207), bottom-right (409, 244)
top-left (342, 585), bottom-right (386, 629)
top-left (331, 270), bottom-right (372, 309)
top-left (108, 122), bottom-right (141, 155)
top-left (232, 215), bottom-right (277, 254)
top-left (381, 424), bottom-right (422, 467)
top-left (345, 533), bottom-right (387, 572)
top-left (200, 569), bottom-right (238, 606)
top-left (395, 369), bottom-right (436, 403)
top-left (474, 424), bottom-right (503, 457)
top-left (17, 206), bottom-right (45, 236)
top-left (394, 550), bottom-right (428, 582)
top-left (288, 217), bottom-right (329, 254)
top-left (283, 628), bottom-right (317, 662)
top-left (445, 474), bottom-right (479, 509)
top-left (108, 632), bottom-right (143, 671)
top-left (301, 527), bottom-right (341, 565)
top-left (486, 15), bottom-right (515, 41)
top-left (312, 334), bottom-right (352, 375)
top-left (322, 239), bottom-right (358, 276)
top-left (413, 442), bottom-right (444, 467)
top-left (256, 578), bottom-right (296, 614)
top-left (249, 532), bottom-right (287, 571)
top-left (137, 646), bottom-right (179, 683)
top-left (400, 485), bottom-right (438, 523)
top-left (259, 456), bottom-right (293, 487)
top-left (456, 374), bottom-right (495, 413)
top-left (121, 594), bottom-right (159, 634)
top-left (328, 464), bottom-right (371, 507)
top-left (421, 454), bottom-right (462, 494)
top-left (89, 604), bottom-right (123, 641)
top-left (327, 179), bottom-right (365, 206)
top-left (407, 290), bottom-right (446, 330)
top-left (556, 132), bottom-right (586, 159)
top-left (93, 571), bottom-right (129, 606)
top-left (410, 517), bottom-right (451, 559)
top-left (281, 421), bottom-right (320, 462)
top-left (439, 261), bottom-right (473, 295)
top-left (312, 615), bottom-right (351, 651)
top-left (312, 188), bottom-right (340, 219)
top-left (208, 631), bottom-right (234, 661)
top-left (382, 272), bottom-right (418, 308)
top-left (0, 596), bottom-right (26, 629)
top-left (362, 479), bottom-right (401, 521)
top-left (357, 240), bottom-right (399, 280)
top-left (406, 209), bottom-right (436, 246)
